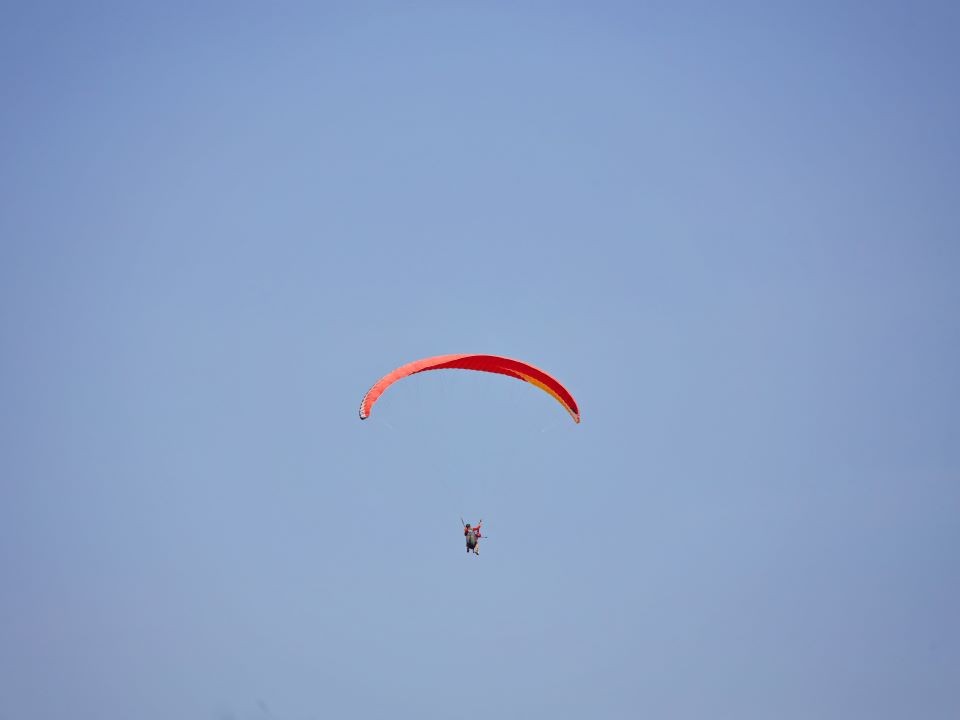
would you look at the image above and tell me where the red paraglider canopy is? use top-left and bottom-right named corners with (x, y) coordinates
top-left (358, 354), bottom-right (580, 423)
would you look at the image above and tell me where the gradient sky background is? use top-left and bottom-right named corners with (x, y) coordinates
top-left (2, 2), bottom-right (959, 719)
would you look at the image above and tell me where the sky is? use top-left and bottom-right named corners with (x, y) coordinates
top-left (1, 2), bottom-right (959, 718)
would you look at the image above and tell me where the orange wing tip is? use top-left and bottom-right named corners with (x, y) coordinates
top-left (358, 395), bottom-right (372, 419)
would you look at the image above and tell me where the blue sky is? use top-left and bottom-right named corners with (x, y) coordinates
top-left (1, 2), bottom-right (958, 718)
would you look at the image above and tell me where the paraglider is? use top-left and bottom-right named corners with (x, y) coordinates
top-left (463, 519), bottom-right (483, 556)
top-left (358, 353), bottom-right (580, 423)
top-left (360, 353), bottom-right (578, 558)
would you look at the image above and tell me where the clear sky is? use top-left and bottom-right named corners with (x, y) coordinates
top-left (1, 2), bottom-right (958, 719)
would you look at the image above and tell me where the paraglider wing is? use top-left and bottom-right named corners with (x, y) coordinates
top-left (358, 354), bottom-right (580, 423)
